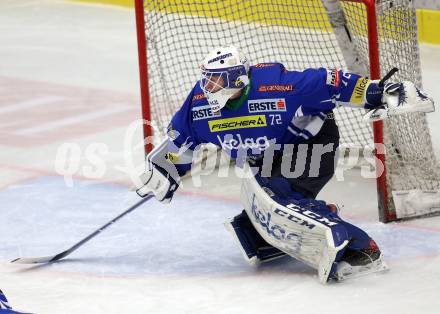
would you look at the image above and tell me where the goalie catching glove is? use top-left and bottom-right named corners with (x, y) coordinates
top-left (363, 69), bottom-right (434, 122)
top-left (136, 141), bottom-right (180, 203)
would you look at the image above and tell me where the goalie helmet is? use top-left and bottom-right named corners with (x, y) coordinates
top-left (200, 45), bottom-right (250, 112)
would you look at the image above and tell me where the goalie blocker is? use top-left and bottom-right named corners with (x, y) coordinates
top-left (225, 163), bottom-right (388, 283)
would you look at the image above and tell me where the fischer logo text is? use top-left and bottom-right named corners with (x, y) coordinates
top-left (208, 115), bottom-right (267, 132)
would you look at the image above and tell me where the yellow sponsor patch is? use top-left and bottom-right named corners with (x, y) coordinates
top-left (167, 125), bottom-right (177, 140)
top-left (350, 77), bottom-right (370, 105)
top-left (167, 152), bottom-right (180, 164)
top-left (208, 115), bottom-right (267, 132)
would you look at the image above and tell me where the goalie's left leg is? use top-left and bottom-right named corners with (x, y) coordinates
top-left (333, 238), bottom-right (388, 281)
top-left (239, 163), bottom-right (388, 283)
top-left (301, 204), bottom-right (388, 281)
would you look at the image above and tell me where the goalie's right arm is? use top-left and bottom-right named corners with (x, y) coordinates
top-left (137, 87), bottom-right (200, 203)
top-left (136, 135), bottom-right (197, 203)
top-left (136, 140), bottom-right (179, 203)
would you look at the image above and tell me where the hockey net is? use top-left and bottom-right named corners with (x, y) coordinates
top-left (134, 0), bottom-right (440, 222)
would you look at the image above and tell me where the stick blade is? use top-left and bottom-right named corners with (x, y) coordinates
top-left (11, 247), bottom-right (72, 264)
top-left (11, 254), bottom-right (60, 264)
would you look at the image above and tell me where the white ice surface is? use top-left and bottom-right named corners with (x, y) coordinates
top-left (1, 1), bottom-right (440, 313)
top-left (2, 176), bottom-right (440, 313)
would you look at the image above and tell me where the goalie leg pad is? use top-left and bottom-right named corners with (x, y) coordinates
top-left (241, 164), bottom-right (350, 283)
top-left (225, 210), bottom-right (287, 265)
top-left (241, 163), bottom-right (386, 282)
top-left (264, 175), bottom-right (382, 253)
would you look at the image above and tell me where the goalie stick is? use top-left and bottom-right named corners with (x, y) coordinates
top-left (11, 194), bottom-right (153, 264)
top-left (378, 67), bottom-right (398, 87)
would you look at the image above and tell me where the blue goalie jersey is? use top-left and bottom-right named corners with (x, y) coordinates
top-left (166, 63), bottom-right (367, 175)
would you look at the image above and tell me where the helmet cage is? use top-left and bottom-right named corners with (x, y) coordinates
top-left (200, 65), bottom-right (248, 111)
top-left (200, 65), bottom-right (247, 93)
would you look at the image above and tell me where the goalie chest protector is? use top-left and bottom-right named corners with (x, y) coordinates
top-left (171, 63), bottom-right (338, 159)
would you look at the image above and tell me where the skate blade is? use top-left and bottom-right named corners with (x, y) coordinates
top-left (333, 257), bottom-right (389, 282)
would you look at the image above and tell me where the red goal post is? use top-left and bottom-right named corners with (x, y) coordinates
top-left (134, 0), bottom-right (440, 223)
